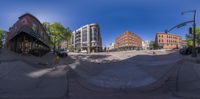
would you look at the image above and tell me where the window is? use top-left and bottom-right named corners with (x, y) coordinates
top-left (92, 27), bottom-right (97, 41)
top-left (82, 29), bottom-right (87, 42)
top-left (32, 23), bottom-right (37, 32)
top-left (72, 34), bottom-right (74, 44)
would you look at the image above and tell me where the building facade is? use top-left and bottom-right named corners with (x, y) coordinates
top-left (155, 32), bottom-right (182, 49)
top-left (145, 40), bottom-right (151, 49)
top-left (142, 40), bottom-right (148, 50)
top-left (115, 31), bottom-right (142, 50)
top-left (71, 23), bottom-right (102, 52)
top-left (181, 40), bottom-right (187, 47)
top-left (61, 41), bottom-right (67, 49)
top-left (6, 13), bottom-right (50, 56)
top-left (1, 31), bottom-right (7, 48)
top-left (108, 42), bottom-right (115, 51)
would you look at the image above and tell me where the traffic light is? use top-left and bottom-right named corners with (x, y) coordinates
top-left (189, 27), bottom-right (193, 34)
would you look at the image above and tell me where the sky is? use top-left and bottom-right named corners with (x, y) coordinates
top-left (0, 0), bottom-right (200, 47)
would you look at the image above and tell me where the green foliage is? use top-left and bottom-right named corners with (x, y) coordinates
top-left (0, 29), bottom-right (3, 48)
top-left (185, 27), bottom-right (200, 46)
top-left (42, 22), bottom-right (72, 50)
top-left (68, 45), bottom-right (75, 52)
top-left (196, 28), bottom-right (200, 46)
top-left (61, 27), bottom-right (71, 41)
top-left (61, 27), bottom-right (72, 49)
top-left (187, 40), bottom-right (193, 46)
top-left (149, 41), bottom-right (155, 49)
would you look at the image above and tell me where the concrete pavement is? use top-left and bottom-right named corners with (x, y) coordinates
top-left (1, 48), bottom-right (200, 98)
top-left (71, 51), bottom-right (180, 91)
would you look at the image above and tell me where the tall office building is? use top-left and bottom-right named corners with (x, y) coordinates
top-left (71, 23), bottom-right (102, 52)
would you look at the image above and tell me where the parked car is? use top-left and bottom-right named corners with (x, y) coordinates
top-left (179, 46), bottom-right (192, 55)
top-left (56, 49), bottom-right (68, 57)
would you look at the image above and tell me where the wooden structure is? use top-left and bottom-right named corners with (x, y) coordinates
top-left (6, 13), bottom-right (50, 56)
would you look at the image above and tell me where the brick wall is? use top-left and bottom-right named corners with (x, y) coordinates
top-left (155, 32), bottom-right (182, 49)
top-left (115, 31), bottom-right (142, 49)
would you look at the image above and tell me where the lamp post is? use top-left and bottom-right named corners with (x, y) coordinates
top-left (182, 10), bottom-right (197, 57)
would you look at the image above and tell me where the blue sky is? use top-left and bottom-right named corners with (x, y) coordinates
top-left (0, 0), bottom-right (200, 47)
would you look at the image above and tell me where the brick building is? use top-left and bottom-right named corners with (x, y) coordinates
top-left (155, 32), bottom-right (182, 49)
top-left (115, 31), bottom-right (142, 50)
top-left (6, 13), bottom-right (50, 56)
top-left (181, 40), bottom-right (187, 47)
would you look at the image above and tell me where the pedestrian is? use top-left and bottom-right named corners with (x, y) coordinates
top-left (54, 53), bottom-right (61, 69)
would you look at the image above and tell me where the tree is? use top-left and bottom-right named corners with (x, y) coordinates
top-left (185, 27), bottom-right (200, 46)
top-left (60, 27), bottom-right (72, 49)
top-left (149, 41), bottom-right (155, 50)
top-left (196, 28), bottom-right (200, 46)
top-left (187, 40), bottom-right (193, 46)
top-left (43, 22), bottom-right (64, 51)
top-left (0, 29), bottom-right (3, 48)
top-left (68, 45), bottom-right (75, 52)
top-left (42, 22), bottom-right (72, 51)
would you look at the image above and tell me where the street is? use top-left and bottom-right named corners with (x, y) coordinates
top-left (1, 48), bottom-right (200, 98)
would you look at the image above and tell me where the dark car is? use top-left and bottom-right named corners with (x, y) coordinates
top-left (56, 49), bottom-right (68, 58)
top-left (179, 46), bottom-right (192, 55)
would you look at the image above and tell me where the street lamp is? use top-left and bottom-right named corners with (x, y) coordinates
top-left (165, 20), bottom-right (194, 33)
top-left (182, 10), bottom-right (197, 57)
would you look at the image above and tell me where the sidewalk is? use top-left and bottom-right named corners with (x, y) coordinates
top-left (0, 60), bottom-right (69, 99)
top-left (173, 56), bottom-right (200, 98)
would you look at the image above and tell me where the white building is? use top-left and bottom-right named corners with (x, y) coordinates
top-left (142, 40), bottom-right (147, 50)
top-left (145, 40), bottom-right (151, 49)
top-left (1, 31), bottom-right (7, 48)
top-left (142, 40), bottom-right (150, 50)
top-left (71, 23), bottom-right (102, 52)
top-left (108, 42), bottom-right (115, 51)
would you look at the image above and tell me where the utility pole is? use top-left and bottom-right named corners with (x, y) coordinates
top-left (165, 10), bottom-right (197, 57)
top-left (192, 10), bottom-right (197, 57)
top-left (181, 10), bottom-right (197, 57)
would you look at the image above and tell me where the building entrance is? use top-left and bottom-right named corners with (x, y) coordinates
top-left (10, 32), bottom-right (49, 56)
